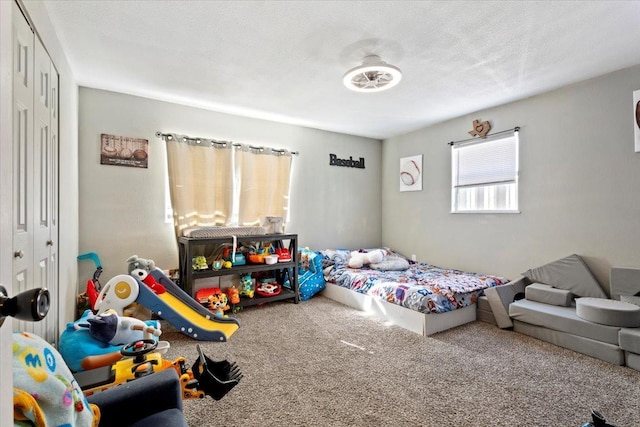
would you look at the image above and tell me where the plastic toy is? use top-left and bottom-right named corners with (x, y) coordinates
top-left (78, 339), bottom-right (242, 401)
top-left (95, 270), bottom-right (240, 341)
top-left (77, 252), bottom-right (104, 315)
top-left (232, 253), bottom-right (246, 265)
top-left (249, 253), bottom-right (267, 264)
top-left (225, 285), bottom-right (240, 305)
top-left (239, 274), bottom-right (254, 298)
top-left (192, 256), bottom-right (209, 271)
top-left (275, 248), bottom-right (292, 262)
top-left (256, 280), bottom-right (281, 297)
top-left (582, 409), bottom-right (617, 427)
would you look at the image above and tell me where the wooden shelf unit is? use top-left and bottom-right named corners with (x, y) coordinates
top-left (177, 233), bottom-right (299, 308)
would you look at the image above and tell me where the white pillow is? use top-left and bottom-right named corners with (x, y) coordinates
top-left (369, 256), bottom-right (410, 271)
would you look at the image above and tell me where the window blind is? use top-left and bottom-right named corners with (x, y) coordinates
top-left (452, 131), bottom-right (518, 189)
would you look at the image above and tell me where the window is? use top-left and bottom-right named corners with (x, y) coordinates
top-left (451, 129), bottom-right (519, 213)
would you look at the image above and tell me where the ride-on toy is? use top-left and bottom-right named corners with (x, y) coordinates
top-left (76, 339), bottom-right (242, 401)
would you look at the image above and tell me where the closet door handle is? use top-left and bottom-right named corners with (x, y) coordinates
top-left (46, 240), bottom-right (54, 246)
top-left (14, 250), bottom-right (24, 259)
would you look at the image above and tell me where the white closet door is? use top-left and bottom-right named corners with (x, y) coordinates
top-left (32, 37), bottom-right (56, 341)
top-left (12, 7), bottom-right (59, 343)
top-left (12, 3), bottom-right (34, 322)
top-left (49, 62), bottom-right (59, 342)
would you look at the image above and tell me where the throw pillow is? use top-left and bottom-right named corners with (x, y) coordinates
top-left (369, 256), bottom-right (410, 271)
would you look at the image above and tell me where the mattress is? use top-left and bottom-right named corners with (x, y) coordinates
top-left (182, 226), bottom-right (266, 238)
top-left (321, 248), bottom-right (509, 314)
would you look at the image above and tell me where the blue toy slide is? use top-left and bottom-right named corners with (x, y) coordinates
top-left (135, 269), bottom-right (240, 342)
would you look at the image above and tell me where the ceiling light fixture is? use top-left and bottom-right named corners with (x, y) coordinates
top-left (343, 55), bottom-right (402, 93)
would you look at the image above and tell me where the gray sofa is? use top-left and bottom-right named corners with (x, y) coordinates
top-left (485, 254), bottom-right (640, 370)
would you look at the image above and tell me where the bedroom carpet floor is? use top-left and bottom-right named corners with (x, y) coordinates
top-left (160, 295), bottom-right (640, 427)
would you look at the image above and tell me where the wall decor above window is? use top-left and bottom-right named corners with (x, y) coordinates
top-left (468, 119), bottom-right (491, 137)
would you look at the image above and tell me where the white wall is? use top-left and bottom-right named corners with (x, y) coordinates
top-left (382, 65), bottom-right (640, 294)
top-left (78, 88), bottom-right (382, 282)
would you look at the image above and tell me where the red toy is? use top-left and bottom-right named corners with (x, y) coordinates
top-left (255, 280), bottom-right (281, 297)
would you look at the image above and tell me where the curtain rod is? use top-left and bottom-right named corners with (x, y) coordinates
top-left (448, 126), bottom-right (520, 146)
top-left (155, 131), bottom-right (299, 155)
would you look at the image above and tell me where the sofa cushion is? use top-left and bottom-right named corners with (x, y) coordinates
top-left (619, 328), bottom-right (640, 354)
top-left (620, 295), bottom-right (640, 306)
top-left (610, 267), bottom-right (640, 300)
top-left (509, 299), bottom-right (620, 345)
top-left (522, 254), bottom-right (607, 298)
top-left (525, 283), bottom-right (572, 307)
top-left (576, 297), bottom-right (640, 327)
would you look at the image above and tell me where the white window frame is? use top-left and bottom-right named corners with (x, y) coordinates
top-left (451, 129), bottom-right (520, 214)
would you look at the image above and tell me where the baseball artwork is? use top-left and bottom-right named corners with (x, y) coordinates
top-left (399, 155), bottom-right (422, 192)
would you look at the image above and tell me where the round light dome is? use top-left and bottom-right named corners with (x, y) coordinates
top-left (343, 55), bottom-right (402, 93)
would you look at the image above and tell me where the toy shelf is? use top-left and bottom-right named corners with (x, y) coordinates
top-left (177, 233), bottom-right (299, 307)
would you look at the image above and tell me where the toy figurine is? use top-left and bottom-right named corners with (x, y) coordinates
top-left (239, 274), bottom-right (254, 298)
top-left (225, 285), bottom-right (240, 305)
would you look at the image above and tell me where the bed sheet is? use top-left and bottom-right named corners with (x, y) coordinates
top-left (325, 261), bottom-right (508, 314)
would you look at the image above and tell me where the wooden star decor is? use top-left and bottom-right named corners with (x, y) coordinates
top-left (468, 119), bottom-right (491, 137)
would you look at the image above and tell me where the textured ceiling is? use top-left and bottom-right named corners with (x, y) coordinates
top-left (43, 1), bottom-right (640, 140)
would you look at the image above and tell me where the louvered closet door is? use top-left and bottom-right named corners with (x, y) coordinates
top-left (12, 5), bottom-right (59, 343)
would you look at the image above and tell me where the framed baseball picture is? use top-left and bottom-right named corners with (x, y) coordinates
top-left (399, 155), bottom-right (422, 192)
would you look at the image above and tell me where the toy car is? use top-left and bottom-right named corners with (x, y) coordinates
top-left (192, 256), bottom-right (209, 271)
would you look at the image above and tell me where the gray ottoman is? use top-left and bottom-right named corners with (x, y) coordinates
top-left (576, 297), bottom-right (640, 327)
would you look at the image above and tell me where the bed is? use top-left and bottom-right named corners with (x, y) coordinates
top-left (319, 248), bottom-right (508, 336)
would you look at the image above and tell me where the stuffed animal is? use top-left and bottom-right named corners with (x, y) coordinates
top-left (127, 254), bottom-right (166, 294)
top-left (206, 288), bottom-right (230, 317)
top-left (59, 309), bottom-right (161, 372)
top-left (84, 309), bottom-right (161, 346)
top-left (348, 249), bottom-right (385, 269)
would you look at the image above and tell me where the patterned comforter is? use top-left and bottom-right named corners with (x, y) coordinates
top-left (324, 255), bottom-right (508, 314)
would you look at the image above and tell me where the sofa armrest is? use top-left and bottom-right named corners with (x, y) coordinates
top-left (485, 277), bottom-right (530, 328)
top-left (86, 368), bottom-right (186, 427)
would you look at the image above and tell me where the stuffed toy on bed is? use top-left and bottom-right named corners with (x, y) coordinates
top-left (348, 249), bottom-right (385, 268)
